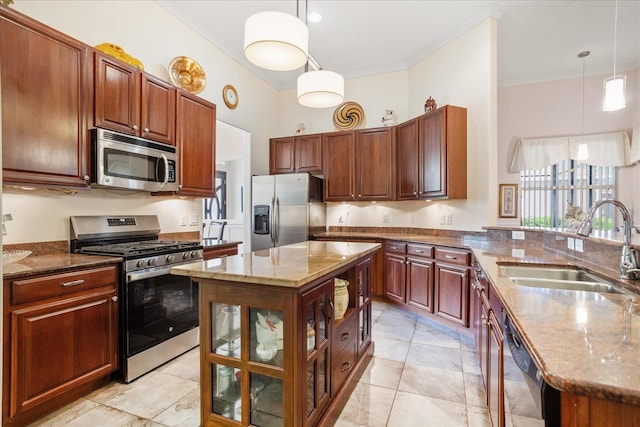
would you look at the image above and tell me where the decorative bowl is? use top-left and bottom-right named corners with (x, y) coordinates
top-left (255, 342), bottom-right (278, 361)
top-left (168, 56), bottom-right (206, 94)
top-left (2, 249), bottom-right (32, 266)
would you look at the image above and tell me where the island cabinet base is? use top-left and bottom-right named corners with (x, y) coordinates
top-left (561, 392), bottom-right (640, 427)
top-left (196, 254), bottom-right (374, 427)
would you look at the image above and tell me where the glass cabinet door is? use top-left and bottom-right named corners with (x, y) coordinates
top-left (250, 307), bottom-right (284, 368)
top-left (212, 303), bottom-right (241, 358)
top-left (357, 260), bottom-right (372, 356)
top-left (212, 363), bottom-right (242, 421)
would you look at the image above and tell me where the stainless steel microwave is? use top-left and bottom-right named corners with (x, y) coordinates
top-left (91, 128), bottom-right (178, 192)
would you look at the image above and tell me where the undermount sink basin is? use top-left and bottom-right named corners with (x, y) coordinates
top-left (500, 265), bottom-right (631, 294)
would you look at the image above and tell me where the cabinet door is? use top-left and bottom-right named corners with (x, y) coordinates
top-left (396, 118), bottom-right (419, 200)
top-left (1, 8), bottom-right (91, 189)
top-left (488, 311), bottom-right (505, 427)
top-left (95, 52), bottom-right (140, 136)
top-left (295, 134), bottom-right (323, 173)
top-left (176, 90), bottom-right (216, 197)
top-left (407, 256), bottom-right (434, 313)
top-left (355, 127), bottom-right (395, 201)
top-left (270, 137), bottom-right (295, 174)
top-left (476, 289), bottom-right (489, 393)
top-left (434, 262), bottom-right (469, 326)
top-left (9, 288), bottom-right (118, 417)
top-left (384, 253), bottom-right (406, 303)
top-left (140, 73), bottom-right (176, 145)
top-left (302, 280), bottom-right (332, 426)
top-left (418, 108), bottom-right (447, 198)
top-left (323, 131), bottom-right (356, 201)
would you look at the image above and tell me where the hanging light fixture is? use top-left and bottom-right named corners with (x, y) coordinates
top-left (243, 10), bottom-right (308, 71)
top-left (603, 0), bottom-right (626, 111)
top-left (296, 0), bottom-right (344, 108)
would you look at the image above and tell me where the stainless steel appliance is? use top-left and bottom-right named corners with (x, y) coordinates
top-left (251, 173), bottom-right (325, 251)
top-left (503, 314), bottom-right (560, 425)
top-left (91, 128), bottom-right (178, 192)
top-left (70, 215), bottom-right (202, 383)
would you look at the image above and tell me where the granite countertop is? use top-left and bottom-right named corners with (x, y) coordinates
top-left (319, 230), bottom-right (640, 406)
top-left (171, 240), bottom-right (381, 288)
top-left (3, 253), bottom-right (122, 280)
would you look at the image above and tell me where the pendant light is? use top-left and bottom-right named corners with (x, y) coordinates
top-left (244, 10), bottom-right (308, 71)
top-left (603, 0), bottom-right (626, 111)
top-left (296, 1), bottom-right (344, 108)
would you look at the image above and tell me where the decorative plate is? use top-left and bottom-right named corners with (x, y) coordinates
top-left (168, 56), bottom-right (206, 94)
top-left (333, 101), bottom-right (365, 130)
top-left (95, 43), bottom-right (144, 70)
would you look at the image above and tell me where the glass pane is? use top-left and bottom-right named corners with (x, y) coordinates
top-left (306, 300), bottom-right (316, 354)
top-left (212, 303), bottom-right (241, 357)
top-left (252, 377), bottom-right (284, 426)
top-left (318, 293), bottom-right (326, 342)
top-left (251, 308), bottom-right (284, 367)
top-left (306, 361), bottom-right (316, 417)
top-left (318, 348), bottom-right (328, 399)
top-left (212, 363), bottom-right (241, 421)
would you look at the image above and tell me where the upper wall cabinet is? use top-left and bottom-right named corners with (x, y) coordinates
top-left (0, 6), bottom-right (92, 189)
top-left (176, 89), bottom-right (216, 197)
top-left (269, 133), bottom-right (323, 174)
top-left (94, 52), bottom-right (176, 145)
top-left (397, 105), bottom-right (467, 200)
top-left (323, 127), bottom-right (395, 202)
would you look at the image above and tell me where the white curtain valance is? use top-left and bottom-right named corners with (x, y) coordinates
top-left (629, 126), bottom-right (640, 164)
top-left (510, 131), bottom-right (631, 172)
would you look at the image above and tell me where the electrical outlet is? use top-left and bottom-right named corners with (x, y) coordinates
top-left (512, 231), bottom-right (525, 240)
top-left (567, 237), bottom-right (575, 250)
top-left (189, 214), bottom-right (199, 226)
top-left (446, 213), bottom-right (453, 225)
top-left (180, 215), bottom-right (187, 226)
top-left (511, 248), bottom-right (525, 258)
top-left (575, 239), bottom-right (584, 253)
top-left (440, 215), bottom-right (445, 225)
top-left (382, 214), bottom-right (389, 224)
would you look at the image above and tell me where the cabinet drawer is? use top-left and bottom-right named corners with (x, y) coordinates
top-left (435, 248), bottom-right (470, 266)
top-left (11, 265), bottom-right (118, 305)
top-left (333, 313), bottom-right (357, 357)
top-left (332, 340), bottom-right (357, 393)
top-left (385, 242), bottom-right (407, 255)
top-left (407, 244), bottom-right (434, 258)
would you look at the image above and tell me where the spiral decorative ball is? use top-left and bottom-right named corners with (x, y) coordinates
top-left (333, 102), bottom-right (364, 130)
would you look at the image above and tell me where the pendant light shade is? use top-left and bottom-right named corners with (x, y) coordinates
top-left (297, 70), bottom-right (344, 108)
top-left (244, 11), bottom-right (308, 71)
top-left (603, 75), bottom-right (626, 111)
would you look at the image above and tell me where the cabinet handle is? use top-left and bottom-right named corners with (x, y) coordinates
top-left (414, 250), bottom-right (424, 253)
top-left (390, 246), bottom-right (398, 250)
top-left (445, 255), bottom-right (457, 260)
top-left (111, 296), bottom-right (118, 302)
top-left (324, 300), bottom-right (334, 321)
top-left (341, 332), bottom-right (350, 341)
top-left (413, 192), bottom-right (417, 196)
top-left (341, 361), bottom-right (352, 372)
top-left (61, 279), bottom-right (85, 287)
top-left (481, 314), bottom-right (489, 326)
top-left (143, 127), bottom-right (150, 133)
top-left (132, 124), bottom-right (138, 130)
top-left (83, 175), bottom-right (90, 181)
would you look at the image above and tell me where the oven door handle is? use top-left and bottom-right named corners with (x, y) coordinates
top-left (127, 265), bottom-right (173, 282)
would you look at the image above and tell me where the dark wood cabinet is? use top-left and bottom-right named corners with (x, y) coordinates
top-left (175, 90), bottom-right (216, 197)
top-left (0, 6), bottom-right (92, 189)
top-left (384, 242), bottom-right (435, 314)
top-left (323, 128), bottom-right (394, 201)
top-left (397, 105), bottom-right (467, 200)
top-left (407, 255), bottom-right (434, 312)
top-left (323, 131), bottom-right (356, 201)
top-left (355, 127), bottom-right (395, 201)
top-left (269, 134), bottom-right (323, 174)
top-left (3, 265), bottom-right (119, 426)
top-left (95, 52), bottom-right (176, 145)
top-left (203, 244), bottom-right (239, 261)
top-left (384, 242), bottom-right (407, 303)
top-left (434, 247), bottom-right (470, 327)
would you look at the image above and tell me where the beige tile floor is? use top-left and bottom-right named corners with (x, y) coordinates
top-left (28, 300), bottom-right (544, 427)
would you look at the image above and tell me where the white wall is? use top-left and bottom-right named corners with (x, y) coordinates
top-left (498, 68), bottom-right (639, 225)
top-left (4, 0), bottom-right (278, 244)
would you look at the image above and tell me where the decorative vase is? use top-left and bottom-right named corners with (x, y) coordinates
top-left (334, 278), bottom-right (349, 320)
top-left (424, 96), bottom-right (437, 113)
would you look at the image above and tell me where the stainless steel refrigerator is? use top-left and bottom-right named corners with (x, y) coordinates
top-left (251, 173), bottom-right (326, 251)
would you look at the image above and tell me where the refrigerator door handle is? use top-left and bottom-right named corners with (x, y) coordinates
top-left (274, 197), bottom-right (280, 245)
top-left (270, 197), bottom-right (276, 245)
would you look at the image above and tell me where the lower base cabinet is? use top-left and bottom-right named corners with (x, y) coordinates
top-left (198, 257), bottom-right (373, 426)
top-left (3, 265), bottom-right (119, 426)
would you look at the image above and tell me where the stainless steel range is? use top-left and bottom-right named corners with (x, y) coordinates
top-left (70, 215), bottom-right (202, 383)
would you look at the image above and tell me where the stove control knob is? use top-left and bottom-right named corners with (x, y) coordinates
top-left (166, 254), bottom-right (175, 263)
top-left (182, 252), bottom-right (189, 260)
top-left (147, 258), bottom-right (157, 267)
top-left (136, 260), bottom-right (145, 268)
top-left (190, 251), bottom-right (198, 259)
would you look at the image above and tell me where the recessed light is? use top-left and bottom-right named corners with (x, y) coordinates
top-left (308, 12), bottom-right (322, 23)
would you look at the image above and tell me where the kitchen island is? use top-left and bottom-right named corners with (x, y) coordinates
top-left (171, 240), bottom-right (380, 427)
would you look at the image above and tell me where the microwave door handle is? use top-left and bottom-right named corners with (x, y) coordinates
top-left (159, 154), bottom-right (169, 188)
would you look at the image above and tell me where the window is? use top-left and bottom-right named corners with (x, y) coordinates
top-left (520, 160), bottom-right (616, 230)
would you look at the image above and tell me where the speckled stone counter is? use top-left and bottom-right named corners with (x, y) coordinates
top-left (3, 253), bottom-right (122, 280)
top-left (318, 230), bottom-right (640, 406)
top-left (171, 240), bottom-right (381, 288)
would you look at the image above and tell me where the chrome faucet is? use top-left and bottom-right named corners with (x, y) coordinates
top-left (577, 199), bottom-right (640, 280)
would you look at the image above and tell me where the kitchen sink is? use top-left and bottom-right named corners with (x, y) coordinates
top-left (500, 265), bottom-right (631, 294)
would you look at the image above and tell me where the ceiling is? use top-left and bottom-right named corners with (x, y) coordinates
top-left (157, 0), bottom-right (640, 90)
